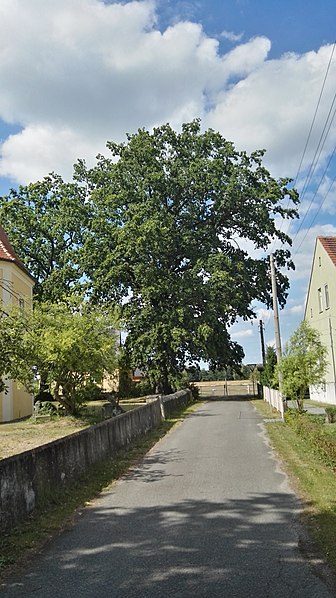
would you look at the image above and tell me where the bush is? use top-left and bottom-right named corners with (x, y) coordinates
top-left (285, 410), bottom-right (336, 469)
top-left (325, 406), bottom-right (336, 423)
top-left (76, 383), bottom-right (104, 403)
top-left (188, 383), bottom-right (200, 401)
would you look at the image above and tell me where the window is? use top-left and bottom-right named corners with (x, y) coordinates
top-left (318, 288), bottom-right (323, 312)
top-left (18, 297), bottom-right (25, 310)
top-left (318, 256), bottom-right (321, 267)
top-left (325, 284), bottom-right (330, 309)
top-left (310, 308), bottom-right (313, 318)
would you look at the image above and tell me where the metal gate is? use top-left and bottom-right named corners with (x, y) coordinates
top-left (196, 381), bottom-right (256, 398)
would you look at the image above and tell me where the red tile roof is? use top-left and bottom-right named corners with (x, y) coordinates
top-left (0, 224), bottom-right (34, 279)
top-left (318, 236), bottom-right (336, 267)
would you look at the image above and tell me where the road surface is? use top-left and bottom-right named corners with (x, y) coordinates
top-left (1, 399), bottom-right (333, 597)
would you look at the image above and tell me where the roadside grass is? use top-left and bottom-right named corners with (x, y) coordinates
top-left (250, 398), bottom-right (281, 419)
top-left (0, 400), bottom-right (201, 579)
top-left (252, 399), bottom-right (336, 571)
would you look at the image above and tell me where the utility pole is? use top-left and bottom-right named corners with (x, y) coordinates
top-left (270, 254), bottom-right (285, 408)
top-left (259, 319), bottom-right (266, 365)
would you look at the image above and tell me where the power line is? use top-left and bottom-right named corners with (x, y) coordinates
top-left (297, 93), bottom-right (336, 204)
top-left (293, 167), bottom-right (336, 255)
top-left (292, 41), bottom-right (336, 191)
top-left (270, 42), bottom-right (336, 254)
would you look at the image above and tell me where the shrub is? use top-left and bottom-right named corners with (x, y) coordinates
top-left (325, 406), bottom-right (336, 424)
top-left (285, 411), bottom-right (336, 469)
top-left (188, 383), bottom-right (200, 401)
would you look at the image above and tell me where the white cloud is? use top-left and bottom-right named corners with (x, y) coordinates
top-left (0, 0), bottom-right (334, 186)
top-left (286, 304), bottom-right (304, 315)
top-left (205, 44), bottom-right (336, 178)
top-left (221, 30), bottom-right (244, 43)
top-left (230, 328), bottom-right (253, 339)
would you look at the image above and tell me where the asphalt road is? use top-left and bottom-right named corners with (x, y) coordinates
top-left (1, 400), bottom-right (334, 597)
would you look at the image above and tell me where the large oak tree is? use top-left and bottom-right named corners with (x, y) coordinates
top-left (75, 121), bottom-right (299, 393)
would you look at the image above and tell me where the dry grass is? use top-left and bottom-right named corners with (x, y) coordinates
top-left (0, 417), bottom-right (89, 460)
top-left (0, 400), bottom-right (144, 460)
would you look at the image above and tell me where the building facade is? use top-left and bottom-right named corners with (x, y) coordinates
top-left (304, 236), bottom-right (336, 404)
top-left (0, 225), bottom-right (35, 422)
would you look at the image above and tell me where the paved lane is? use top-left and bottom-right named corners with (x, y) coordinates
top-left (1, 400), bottom-right (333, 597)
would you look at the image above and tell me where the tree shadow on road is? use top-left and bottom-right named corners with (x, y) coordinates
top-left (2, 493), bottom-right (333, 597)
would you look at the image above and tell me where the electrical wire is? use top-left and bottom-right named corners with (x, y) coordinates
top-left (292, 42), bottom-right (336, 191)
top-left (292, 148), bottom-right (336, 255)
top-left (269, 42), bottom-right (336, 254)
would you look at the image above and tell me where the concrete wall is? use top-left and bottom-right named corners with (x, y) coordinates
top-left (0, 390), bottom-right (191, 533)
top-left (161, 389), bottom-right (192, 417)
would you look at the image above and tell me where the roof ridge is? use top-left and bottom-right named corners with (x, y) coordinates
top-left (0, 224), bottom-right (34, 280)
top-left (318, 236), bottom-right (336, 268)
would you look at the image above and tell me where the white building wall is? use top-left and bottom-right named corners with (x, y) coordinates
top-left (305, 239), bottom-right (336, 405)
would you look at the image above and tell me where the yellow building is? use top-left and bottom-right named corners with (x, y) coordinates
top-left (0, 225), bottom-right (35, 422)
top-left (304, 236), bottom-right (336, 404)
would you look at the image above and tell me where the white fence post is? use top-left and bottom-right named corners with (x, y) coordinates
top-left (263, 386), bottom-right (284, 418)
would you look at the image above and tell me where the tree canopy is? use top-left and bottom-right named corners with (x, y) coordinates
top-left (260, 345), bottom-right (278, 388)
top-left (0, 173), bottom-right (88, 301)
top-left (74, 120), bottom-right (299, 393)
top-left (0, 301), bottom-right (118, 413)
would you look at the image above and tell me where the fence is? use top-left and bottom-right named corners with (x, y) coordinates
top-left (263, 386), bottom-right (285, 418)
top-left (197, 381), bottom-right (257, 398)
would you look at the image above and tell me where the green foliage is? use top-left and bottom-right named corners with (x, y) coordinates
top-left (0, 300), bottom-right (119, 414)
top-left (0, 307), bottom-right (34, 394)
top-left (0, 173), bottom-right (88, 301)
top-left (325, 406), bottom-right (336, 423)
top-left (188, 383), bottom-right (200, 401)
top-left (75, 382), bottom-right (105, 404)
top-left (277, 321), bottom-right (328, 412)
top-left (34, 401), bottom-right (59, 416)
top-left (131, 379), bottom-right (155, 398)
top-left (260, 345), bottom-right (278, 388)
top-left (31, 300), bottom-right (118, 413)
top-left (75, 121), bottom-right (298, 393)
top-left (285, 410), bottom-right (336, 469)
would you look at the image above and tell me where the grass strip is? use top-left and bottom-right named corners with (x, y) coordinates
top-left (0, 401), bottom-right (201, 579)
top-left (252, 399), bottom-right (336, 571)
top-left (250, 397), bottom-right (282, 419)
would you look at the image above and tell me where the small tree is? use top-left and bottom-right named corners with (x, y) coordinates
top-left (276, 321), bottom-right (328, 412)
top-left (260, 345), bottom-right (278, 388)
top-left (0, 307), bottom-right (34, 394)
top-left (0, 300), bottom-right (119, 414)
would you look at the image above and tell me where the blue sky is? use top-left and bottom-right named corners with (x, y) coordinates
top-left (0, 0), bottom-right (335, 363)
